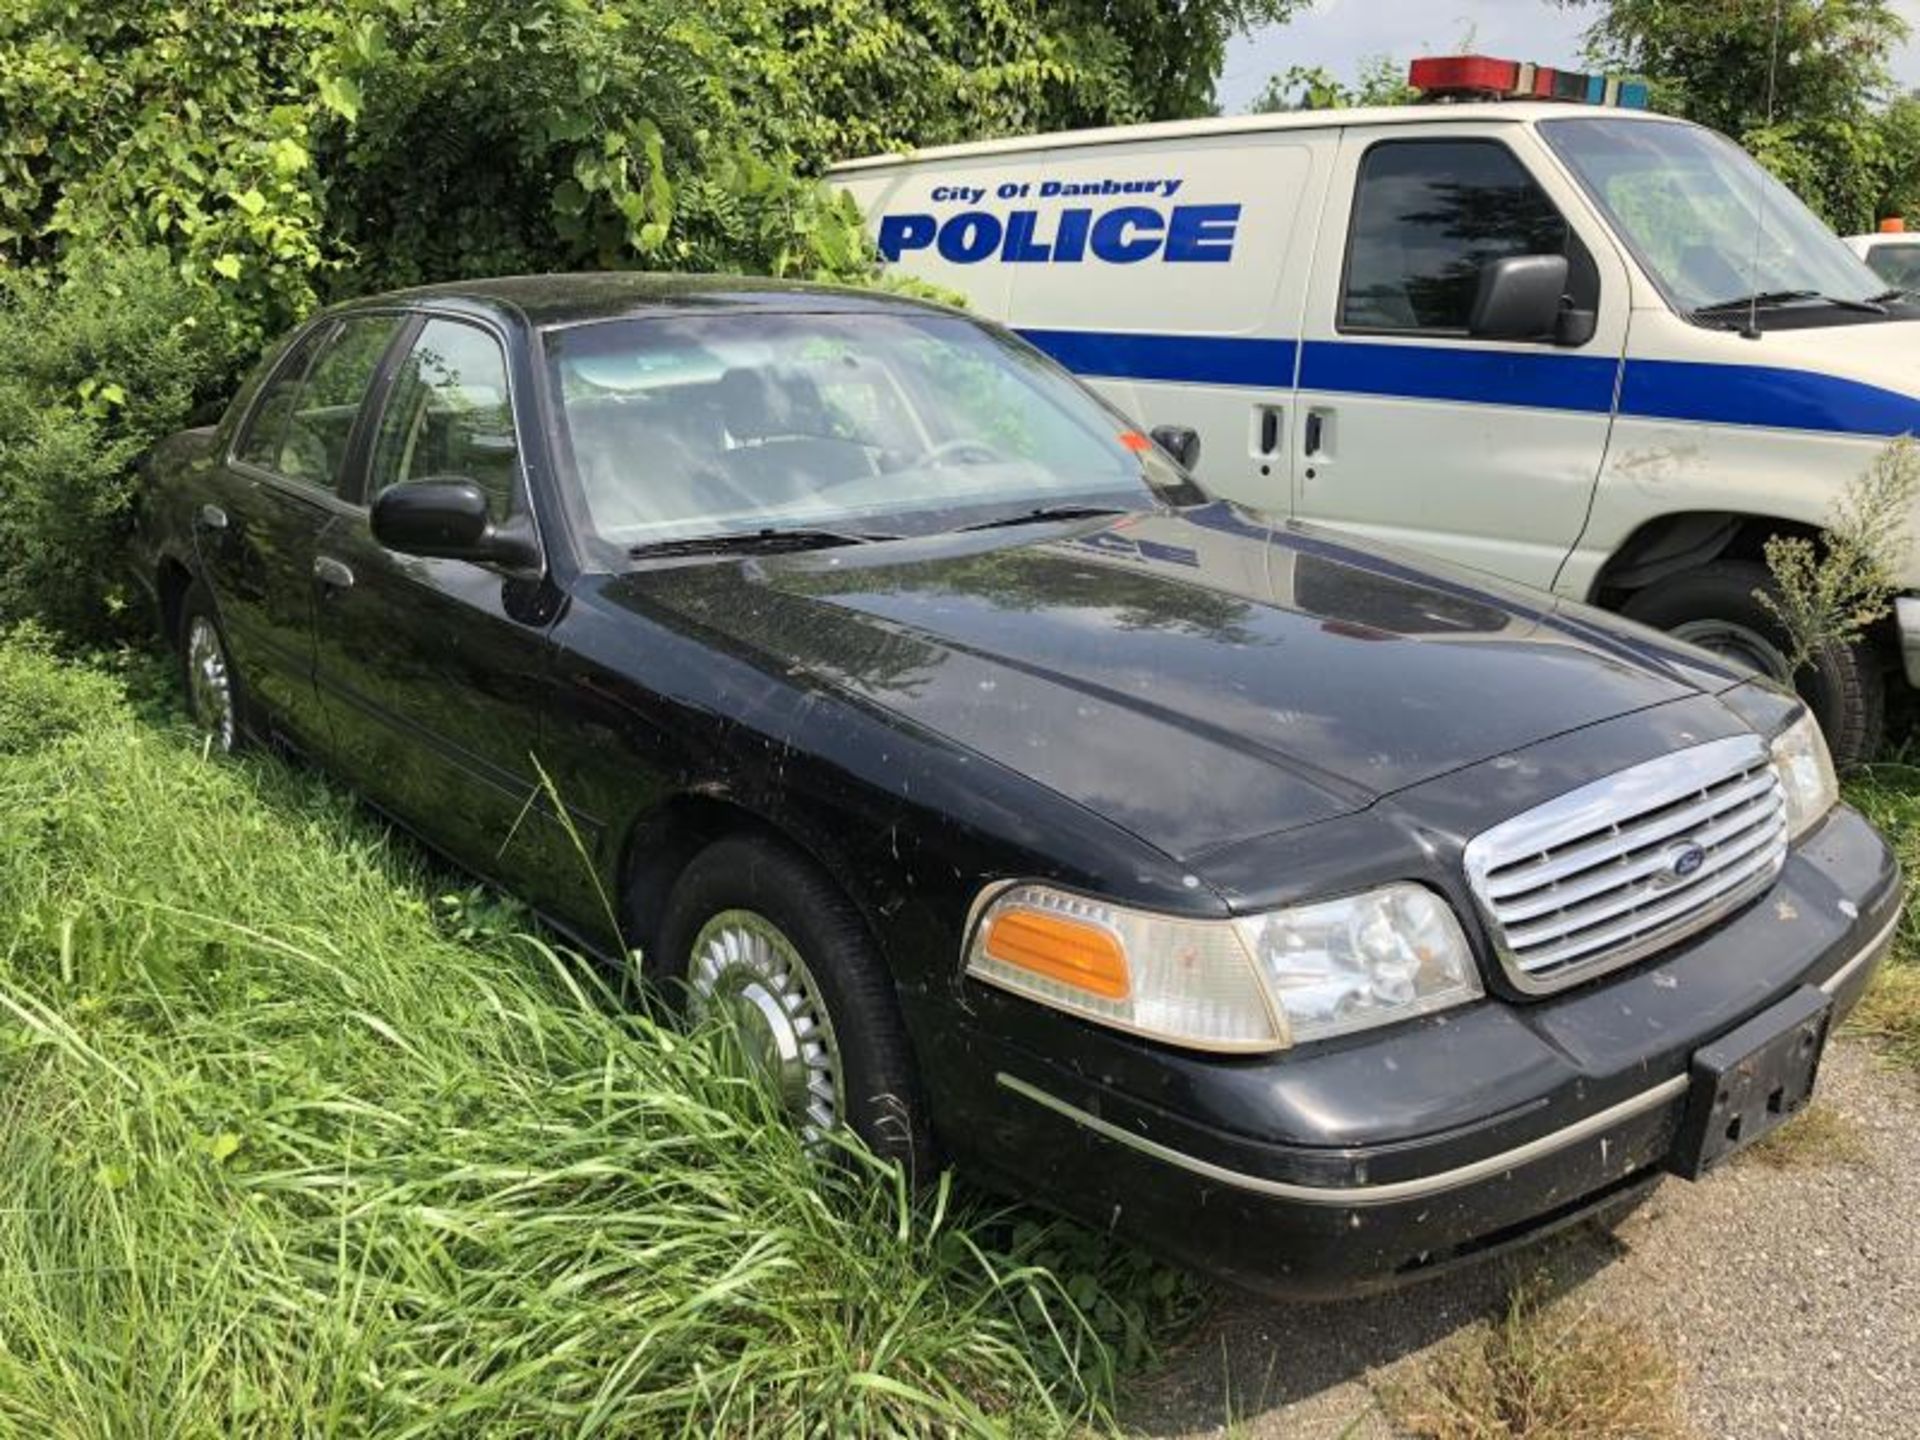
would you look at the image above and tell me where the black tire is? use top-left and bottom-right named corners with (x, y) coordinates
top-left (655, 834), bottom-right (932, 1175)
top-left (1621, 559), bottom-right (1884, 767)
top-left (176, 580), bottom-right (246, 753)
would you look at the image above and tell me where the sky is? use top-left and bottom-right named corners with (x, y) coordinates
top-left (1215, 0), bottom-right (1920, 113)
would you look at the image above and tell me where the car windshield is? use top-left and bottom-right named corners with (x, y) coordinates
top-left (1866, 242), bottom-right (1920, 292)
top-left (540, 309), bottom-right (1183, 557)
top-left (1540, 117), bottom-right (1884, 317)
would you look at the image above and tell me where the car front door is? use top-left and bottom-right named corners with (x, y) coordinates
top-left (309, 313), bottom-right (571, 905)
top-left (1293, 125), bottom-right (1630, 589)
top-left (195, 314), bottom-right (406, 747)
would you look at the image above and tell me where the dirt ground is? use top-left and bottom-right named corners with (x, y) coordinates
top-left (1123, 1038), bottom-right (1920, 1439)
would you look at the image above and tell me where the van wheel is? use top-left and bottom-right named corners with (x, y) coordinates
top-left (177, 581), bottom-right (245, 754)
top-left (1620, 560), bottom-right (1883, 766)
top-left (654, 835), bottom-right (932, 1175)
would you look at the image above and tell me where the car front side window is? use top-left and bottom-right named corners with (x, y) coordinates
top-left (371, 318), bottom-right (519, 518)
top-left (234, 315), bottom-right (402, 493)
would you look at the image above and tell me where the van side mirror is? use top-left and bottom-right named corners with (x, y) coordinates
top-left (1469, 255), bottom-right (1570, 343)
top-left (371, 478), bottom-right (540, 570)
top-left (1149, 424), bottom-right (1201, 470)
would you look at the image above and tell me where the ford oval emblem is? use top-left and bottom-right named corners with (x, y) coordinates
top-left (1667, 843), bottom-right (1707, 883)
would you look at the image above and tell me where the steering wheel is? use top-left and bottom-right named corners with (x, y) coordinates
top-left (917, 437), bottom-right (1008, 469)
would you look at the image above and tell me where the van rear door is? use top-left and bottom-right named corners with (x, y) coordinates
top-left (1293, 120), bottom-right (1629, 589)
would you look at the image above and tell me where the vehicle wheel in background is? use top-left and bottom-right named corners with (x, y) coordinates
top-left (655, 834), bottom-right (932, 1175)
top-left (177, 580), bottom-right (244, 753)
top-left (1621, 560), bottom-right (1884, 767)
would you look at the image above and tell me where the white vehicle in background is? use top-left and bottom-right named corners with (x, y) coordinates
top-left (831, 55), bottom-right (1920, 764)
top-left (1846, 224), bottom-right (1920, 294)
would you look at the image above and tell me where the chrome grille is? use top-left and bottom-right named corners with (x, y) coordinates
top-left (1463, 735), bottom-right (1787, 994)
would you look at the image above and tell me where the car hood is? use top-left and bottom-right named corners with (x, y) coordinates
top-left (607, 503), bottom-right (1742, 862)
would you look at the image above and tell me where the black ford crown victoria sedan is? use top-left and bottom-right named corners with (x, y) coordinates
top-left (135, 275), bottom-right (1901, 1297)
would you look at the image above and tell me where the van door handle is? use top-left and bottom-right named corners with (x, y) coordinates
top-left (195, 503), bottom-right (229, 532)
top-left (1304, 412), bottom-right (1325, 457)
top-left (1259, 409), bottom-right (1280, 455)
top-left (312, 556), bottom-right (355, 591)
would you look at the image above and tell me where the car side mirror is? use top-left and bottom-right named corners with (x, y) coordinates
top-left (371, 478), bottom-right (540, 570)
top-left (1149, 424), bottom-right (1201, 470)
top-left (1469, 254), bottom-right (1571, 343)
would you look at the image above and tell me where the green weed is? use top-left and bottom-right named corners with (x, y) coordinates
top-left (0, 637), bottom-right (1190, 1436)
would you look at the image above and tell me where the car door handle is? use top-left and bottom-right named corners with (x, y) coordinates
top-left (1258, 408), bottom-right (1280, 455)
top-left (1303, 411), bottom-right (1324, 457)
top-left (195, 503), bottom-right (229, 532)
top-left (312, 556), bottom-right (355, 591)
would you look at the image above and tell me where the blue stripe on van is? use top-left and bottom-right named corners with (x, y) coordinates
top-left (1620, 359), bottom-right (1920, 437)
top-left (1017, 329), bottom-right (1296, 387)
top-left (1298, 340), bottom-right (1619, 413)
top-left (1015, 325), bottom-right (1920, 439)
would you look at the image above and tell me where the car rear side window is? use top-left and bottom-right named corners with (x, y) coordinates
top-left (1341, 140), bottom-right (1597, 334)
top-left (235, 315), bottom-right (402, 492)
top-left (371, 319), bottom-right (518, 519)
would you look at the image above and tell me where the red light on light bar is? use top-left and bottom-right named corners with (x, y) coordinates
top-left (1410, 53), bottom-right (1650, 109)
top-left (1408, 56), bottom-right (1519, 95)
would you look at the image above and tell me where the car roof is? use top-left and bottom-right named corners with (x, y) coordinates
top-left (828, 103), bottom-right (1691, 173)
top-left (338, 272), bottom-right (958, 329)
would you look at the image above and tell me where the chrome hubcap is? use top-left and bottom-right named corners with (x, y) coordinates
top-left (1670, 618), bottom-right (1794, 684)
top-left (687, 910), bottom-right (843, 1141)
top-left (185, 615), bottom-right (235, 751)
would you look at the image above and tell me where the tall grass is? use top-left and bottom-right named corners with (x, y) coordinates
top-left (0, 633), bottom-right (1186, 1436)
top-left (1841, 759), bottom-right (1920, 1067)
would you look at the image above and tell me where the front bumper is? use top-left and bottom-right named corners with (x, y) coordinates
top-left (928, 804), bottom-right (1900, 1299)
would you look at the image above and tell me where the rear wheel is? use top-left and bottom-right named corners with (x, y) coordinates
top-left (654, 835), bottom-right (931, 1173)
top-left (177, 581), bottom-right (244, 753)
top-left (1621, 560), bottom-right (1884, 767)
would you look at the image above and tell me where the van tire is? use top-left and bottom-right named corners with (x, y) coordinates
top-left (1620, 560), bottom-right (1883, 767)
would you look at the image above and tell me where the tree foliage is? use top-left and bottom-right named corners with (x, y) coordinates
top-left (0, 0), bottom-right (1293, 642)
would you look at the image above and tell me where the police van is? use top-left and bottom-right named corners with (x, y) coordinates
top-left (829, 56), bottom-right (1920, 764)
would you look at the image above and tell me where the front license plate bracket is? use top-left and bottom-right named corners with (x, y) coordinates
top-left (1670, 985), bottom-right (1831, 1180)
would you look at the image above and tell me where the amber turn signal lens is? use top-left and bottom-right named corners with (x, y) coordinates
top-left (982, 908), bottom-right (1130, 1000)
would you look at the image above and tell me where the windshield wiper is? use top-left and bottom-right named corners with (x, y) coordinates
top-left (1694, 289), bottom-right (1888, 318)
top-left (1868, 288), bottom-right (1914, 305)
top-left (628, 527), bottom-right (895, 560)
top-left (956, 504), bottom-right (1131, 534)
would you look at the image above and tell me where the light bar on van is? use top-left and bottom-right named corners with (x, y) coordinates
top-left (1409, 55), bottom-right (1650, 110)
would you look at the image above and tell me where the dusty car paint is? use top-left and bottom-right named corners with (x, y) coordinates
top-left (133, 275), bottom-right (1902, 1297)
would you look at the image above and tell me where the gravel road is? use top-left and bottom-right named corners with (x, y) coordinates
top-left (1123, 1037), bottom-right (1920, 1439)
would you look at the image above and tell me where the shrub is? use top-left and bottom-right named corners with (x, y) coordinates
top-left (0, 248), bottom-right (244, 642)
top-left (0, 635), bottom-right (1191, 1434)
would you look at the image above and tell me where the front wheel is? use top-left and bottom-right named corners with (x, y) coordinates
top-left (654, 835), bottom-right (932, 1174)
top-left (1620, 560), bottom-right (1884, 766)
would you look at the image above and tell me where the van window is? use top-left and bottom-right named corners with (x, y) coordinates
top-left (1342, 140), bottom-right (1595, 335)
top-left (1540, 117), bottom-right (1881, 317)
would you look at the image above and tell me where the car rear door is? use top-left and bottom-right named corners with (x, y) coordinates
top-left (195, 313), bottom-right (406, 747)
top-left (309, 313), bottom-right (571, 907)
top-left (1291, 122), bottom-right (1630, 589)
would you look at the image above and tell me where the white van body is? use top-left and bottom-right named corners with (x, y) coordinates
top-left (831, 104), bottom-right (1920, 758)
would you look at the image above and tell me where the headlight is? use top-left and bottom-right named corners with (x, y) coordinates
top-left (964, 881), bottom-right (1481, 1053)
top-left (1770, 709), bottom-right (1838, 840)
